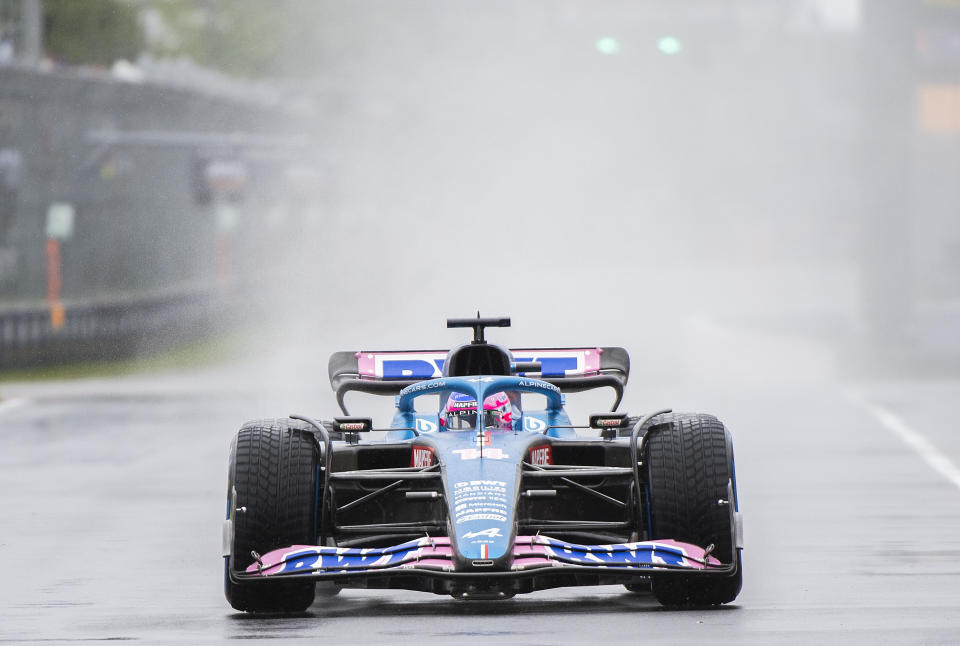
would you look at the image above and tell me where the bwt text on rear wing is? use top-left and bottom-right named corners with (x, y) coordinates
top-left (328, 347), bottom-right (630, 414)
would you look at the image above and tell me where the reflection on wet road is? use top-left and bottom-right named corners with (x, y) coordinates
top-left (2, 321), bottom-right (960, 645)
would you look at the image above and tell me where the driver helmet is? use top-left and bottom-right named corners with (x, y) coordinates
top-left (441, 391), bottom-right (515, 430)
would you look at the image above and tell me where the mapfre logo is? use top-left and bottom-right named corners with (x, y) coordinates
top-left (410, 446), bottom-right (434, 467)
top-left (529, 444), bottom-right (553, 466)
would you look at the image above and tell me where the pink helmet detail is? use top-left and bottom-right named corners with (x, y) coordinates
top-left (442, 391), bottom-right (514, 430)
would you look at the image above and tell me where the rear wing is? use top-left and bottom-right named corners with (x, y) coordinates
top-left (328, 347), bottom-right (630, 414)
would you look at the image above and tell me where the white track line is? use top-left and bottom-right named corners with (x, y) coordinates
top-left (0, 397), bottom-right (26, 416)
top-left (848, 391), bottom-right (960, 491)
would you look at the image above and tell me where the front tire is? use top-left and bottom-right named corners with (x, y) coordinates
top-left (645, 413), bottom-right (742, 607)
top-left (224, 420), bottom-right (321, 613)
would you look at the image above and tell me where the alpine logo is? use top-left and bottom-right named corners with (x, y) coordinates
top-left (410, 446), bottom-right (434, 467)
top-left (529, 444), bottom-right (553, 466)
top-left (462, 527), bottom-right (503, 540)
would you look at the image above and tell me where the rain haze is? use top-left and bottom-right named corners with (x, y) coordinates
top-left (1, 1), bottom-right (959, 643)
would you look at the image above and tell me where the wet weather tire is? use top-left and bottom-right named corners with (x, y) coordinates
top-left (645, 413), bottom-right (742, 607)
top-left (224, 420), bottom-right (321, 613)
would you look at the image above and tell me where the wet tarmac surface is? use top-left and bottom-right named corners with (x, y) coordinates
top-left (2, 319), bottom-right (960, 644)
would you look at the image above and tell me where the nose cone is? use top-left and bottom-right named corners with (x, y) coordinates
top-left (433, 430), bottom-right (537, 570)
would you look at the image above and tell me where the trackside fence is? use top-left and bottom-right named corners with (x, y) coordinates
top-left (0, 286), bottom-right (231, 370)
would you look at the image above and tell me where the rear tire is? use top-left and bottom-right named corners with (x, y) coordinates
top-left (224, 420), bottom-right (321, 613)
top-left (645, 413), bottom-right (742, 607)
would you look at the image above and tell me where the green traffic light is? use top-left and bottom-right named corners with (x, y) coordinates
top-left (595, 37), bottom-right (621, 55)
top-left (657, 36), bottom-right (683, 55)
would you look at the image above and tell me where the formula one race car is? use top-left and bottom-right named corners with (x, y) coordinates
top-left (223, 317), bottom-right (742, 611)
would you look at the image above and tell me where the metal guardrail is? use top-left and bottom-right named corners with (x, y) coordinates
top-left (0, 285), bottom-right (229, 369)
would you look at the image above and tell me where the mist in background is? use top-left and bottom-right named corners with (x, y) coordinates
top-left (254, 1), bottom-right (957, 360)
top-left (1, 0), bottom-right (958, 396)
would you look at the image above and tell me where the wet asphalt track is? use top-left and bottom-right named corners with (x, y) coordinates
top-left (2, 318), bottom-right (960, 645)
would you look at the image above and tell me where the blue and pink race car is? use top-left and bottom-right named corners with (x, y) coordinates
top-left (223, 317), bottom-right (742, 611)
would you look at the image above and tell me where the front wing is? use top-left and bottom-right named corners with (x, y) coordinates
top-left (232, 535), bottom-right (729, 588)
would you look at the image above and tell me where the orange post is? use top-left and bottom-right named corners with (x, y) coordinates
top-left (45, 238), bottom-right (65, 330)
